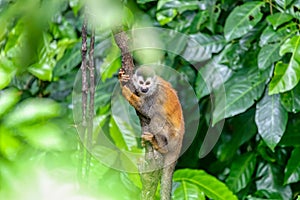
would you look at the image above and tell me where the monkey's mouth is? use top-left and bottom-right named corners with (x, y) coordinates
top-left (141, 88), bottom-right (148, 93)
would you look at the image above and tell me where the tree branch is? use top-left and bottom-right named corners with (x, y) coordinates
top-left (113, 27), bottom-right (162, 200)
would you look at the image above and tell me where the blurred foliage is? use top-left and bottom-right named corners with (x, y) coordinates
top-left (1, 0), bottom-right (300, 200)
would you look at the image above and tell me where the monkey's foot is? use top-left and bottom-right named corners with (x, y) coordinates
top-left (118, 69), bottom-right (130, 82)
top-left (141, 132), bottom-right (161, 151)
top-left (141, 132), bottom-right (153, 147)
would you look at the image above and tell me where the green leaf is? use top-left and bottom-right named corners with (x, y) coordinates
top-left (257, 43), bottom-right (281, 70)
top-left (156, 0), bottom-right (199, 25)
top-left (205, 0), bottom-right (221, 34)
top-left (195, 54), bottom-right (232, 99)
top-left (269, 36), bottom-right (300, 94)
top-left (284, 147), bottom-right (300, 184)
top-left (189, 11), bottom-right (208, 33)
top-left (0, 88), bottom-right (21, 118)
top-left (226, 153), bottom-right (257, 193)
top-left (280, 83), bottom-right (300, 113)
top-left (53, 43), bottom-right (81, 77)
top-left (0, 126), bottom-right (22, 160)
top-left (213, 68), bottom-right (267, 125)
top-left (0, 68), bottom-right (12, 90)
top-left (4, 98), bottom-right (61, 127)
top-left (190, 33), bottom-right (226, 54)
top-left (111, 88), bottom-right (140, 150)
top-left (256, 163), bottom-right (292, 199)
top-left (182, 33), bottom-right (225, 63)
top-left (92, 145), bottom-right (119, 168)
top-left (173, 169), bottom-right (238, 200)
top-left (137, 0), bottom-right (156, 3)
top-left (259, 23), bottom-right (298, 47)
top-left (173, 182), bottom-right (205, 200)
top-left (156, 9), bottom-right (178, 25)
top-left (28, 61), bottom-right (54, 81)
top-left (255, 91), bottom-right (288, 151)
top-left (280, 118), bottom-right (300, 147)
top-left (224, 2), bottom-right (264, 41)
top-left (157, 0), bottom-right (199, 13)
top-left (274, 0), bottom-right (294, 9)
top-left (267, 13), bottom-right (293, 29)
top-left (100, 43), bottom-right (121, 82)
top-left (109, 116), bottom-right (128, 151)
top-left (20, 123), bottom-right (64, 150)
top-left (217, 109), bottom-right (257, 162)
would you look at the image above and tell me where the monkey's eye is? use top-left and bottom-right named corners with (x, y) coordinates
top-left (145, 81), bottom-right (151, 85)
top-left (139, 81), bottom-right (144, 84)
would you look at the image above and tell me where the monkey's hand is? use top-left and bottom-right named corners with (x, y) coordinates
top-left (118, 69), bottom-right (130, 85)
top-left (142, 132), bottom-right (168, 154)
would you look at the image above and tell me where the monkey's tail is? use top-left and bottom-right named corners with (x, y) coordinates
top-left (160, 160), bottom-right (176, 200)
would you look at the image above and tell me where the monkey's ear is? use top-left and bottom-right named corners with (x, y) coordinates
top-left (133, 73), bottom-right (137, 81)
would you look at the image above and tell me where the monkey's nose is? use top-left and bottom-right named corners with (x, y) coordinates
top-left (141, 88), bottom-right (148, 93)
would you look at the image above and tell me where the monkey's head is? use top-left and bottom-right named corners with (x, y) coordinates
top-left (133, 67), bottom-right (157, 96)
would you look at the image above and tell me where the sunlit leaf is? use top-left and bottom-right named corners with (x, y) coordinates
top-left (0, 69), bottom-right (12, 90)
top-left (226, 153), bottom-right (257, 193)
top-left (109, 116), bottom-right (128, 151)
top-left (156, 9), bottom-right (178, 25)
top-left (112, 89), bottom-right (140, 150)
top-left (4, 98), bottom-right (61, 127)
top-left (28, 62), bottom-right (54, 81)
top-left (224, 2), bottom-right (264, 41)
top-left (269, 36), bottom-right (300, 94)
top-left (255, 91), bottom-right (288, 150)
top-left (174, 169), bottom-right (238, 200)
top-left (0, 88), bottom-right (21, 117)
top-left (20, 123), bottom-right (64, 150)
top-left (284, 147), bottom-right (300, 184)
top-left (0, 126), bottom-right (22, 160)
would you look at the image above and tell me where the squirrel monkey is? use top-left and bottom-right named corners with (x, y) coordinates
top-left (119, 67), bottom-right (185, 200)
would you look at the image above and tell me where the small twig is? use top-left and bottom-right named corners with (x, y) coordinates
top-left (78, 8), bottom-right (88, 180)
top-left (86, 25), bottom-right (96, 178)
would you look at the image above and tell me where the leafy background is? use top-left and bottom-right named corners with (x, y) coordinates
top-left (1, 0), bottom-right (300, 199)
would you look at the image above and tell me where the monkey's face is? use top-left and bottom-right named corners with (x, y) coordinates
top-left (133, 67), bottom-right (157, 96)
top-left (133, 75), bottom-right (157, 95)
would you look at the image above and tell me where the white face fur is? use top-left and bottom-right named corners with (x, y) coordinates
top-left (133, 67), bottom-right (157, 96)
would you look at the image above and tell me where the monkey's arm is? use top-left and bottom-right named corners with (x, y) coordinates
top-left (121, 86), bottom-right (143, 111)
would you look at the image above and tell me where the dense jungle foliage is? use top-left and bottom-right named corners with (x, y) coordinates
top-left (1, 0), bottom-right (300, 199)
